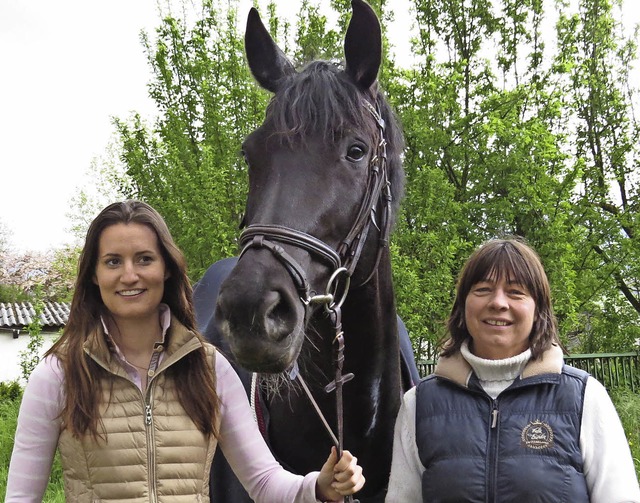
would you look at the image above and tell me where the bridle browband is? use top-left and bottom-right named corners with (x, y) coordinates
top-left (238, 98), bottom-right (392, 306)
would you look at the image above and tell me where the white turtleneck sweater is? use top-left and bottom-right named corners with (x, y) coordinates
top-left (459, 341), bottom-right (531, 398)
top-left (385, 343), bottom-right (640, 503)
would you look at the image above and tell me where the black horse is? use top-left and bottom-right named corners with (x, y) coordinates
top-left (194, 1), bottom-right (414, 501)
top-left (195, 258), bottom-right (418, 502)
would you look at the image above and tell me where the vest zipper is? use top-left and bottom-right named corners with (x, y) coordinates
top-left (145, 383), bottom-right (158, 503)
top-left (491, 407), bottom-right (499, 428)
top-left (145, 404), bottom-right (152, 425)
top-left (488, 400), bottom-right (499, 501)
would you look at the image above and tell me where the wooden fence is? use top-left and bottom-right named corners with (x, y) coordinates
top-left (417, 351), bottom-right (640, 391)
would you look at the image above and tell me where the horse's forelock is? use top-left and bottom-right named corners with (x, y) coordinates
top-left (266, 61), bottom-right (376, 146)
top-left (264, 59), bottom-right (405, 217)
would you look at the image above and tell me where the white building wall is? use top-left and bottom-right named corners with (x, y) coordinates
top-left (0, 331), bottom-right (60, 384)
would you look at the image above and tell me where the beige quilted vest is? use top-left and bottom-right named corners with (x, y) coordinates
top-left (57, 318), bottom-right (219, 502)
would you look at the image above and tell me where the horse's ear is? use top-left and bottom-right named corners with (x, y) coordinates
top-left (344, 0), bottom-right (382, 90)
top-left (245, 7), bottom-right (296, 93)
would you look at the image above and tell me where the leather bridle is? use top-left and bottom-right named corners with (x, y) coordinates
top-left (238, 98), bottom-right (391, 306)
top-left (240, 99), bottom-right (391, 502)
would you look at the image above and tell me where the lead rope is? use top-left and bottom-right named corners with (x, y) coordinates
top-left (289, 269), bottom-right (359, 503)
top-left (324, 304), bottom-right (357, 503)
top-left (291, 305), bottom-right (358, 503)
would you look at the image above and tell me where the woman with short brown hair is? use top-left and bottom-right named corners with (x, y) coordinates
top-left (387, 238), bottom-right (639, 502)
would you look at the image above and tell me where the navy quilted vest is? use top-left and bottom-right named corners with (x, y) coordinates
top-left (415, 365), bottom-right (590, 503)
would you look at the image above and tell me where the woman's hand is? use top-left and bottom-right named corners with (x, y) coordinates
top-left (316, 447), bottom-right (365, 501)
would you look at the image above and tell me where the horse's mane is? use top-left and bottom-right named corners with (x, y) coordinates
top-left (265, 60), bottom-right (405, 213)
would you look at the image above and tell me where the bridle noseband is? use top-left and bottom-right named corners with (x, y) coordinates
top-left (239, 225), bottom-right (341, 304)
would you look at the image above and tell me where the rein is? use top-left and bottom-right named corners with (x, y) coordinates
top-left (240, 99), bottom-right (389, 503)
top-left (287, 272), bottom-right (357, 503)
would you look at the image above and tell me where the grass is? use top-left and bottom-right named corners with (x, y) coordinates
top-left (610, 387), bottom-right (640, 476)
top-left (1, 382), bottom-right (638, 499)
top-left (0, 383), bottom-right (65, 502)
top-left (0, 394), bottom-right (19, 499)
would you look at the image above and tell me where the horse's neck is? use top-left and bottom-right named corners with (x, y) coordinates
top-left (267, 262), bottom-right (401, 499)
top-left (309, 264), bottom-right (402, 459)
top-left (308, 262), bottom-right (400, 385)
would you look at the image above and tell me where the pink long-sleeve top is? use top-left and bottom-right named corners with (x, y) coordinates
top-left (5, 346), bottom-right (325, 502)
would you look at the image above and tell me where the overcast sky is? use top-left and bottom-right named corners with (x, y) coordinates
top-left (1, 0), bottom-right (161, 252)
top-left (0, 0), bottom-right (636, 253)
top-left (0, 0), bottom-right (413, 253)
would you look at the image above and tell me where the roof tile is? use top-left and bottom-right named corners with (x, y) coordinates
top-left (0, 302), bottom-right (70, 328)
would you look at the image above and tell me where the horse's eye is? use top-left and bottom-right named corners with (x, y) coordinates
top-left (240, 149), bottom-right (248, 165)
top-left (346, 145), bottom-right (366, 162)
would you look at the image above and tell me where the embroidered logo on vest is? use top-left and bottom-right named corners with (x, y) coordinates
top-left (521, 420), bottom-right (554, 449)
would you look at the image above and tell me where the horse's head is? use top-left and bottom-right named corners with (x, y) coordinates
top-left (215, 0), bottom-right (404, 373)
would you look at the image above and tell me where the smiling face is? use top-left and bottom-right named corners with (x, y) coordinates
top-left (93, 222), bottom-right (168, 326)
top-left (464, 276), bottom-right (536, 359)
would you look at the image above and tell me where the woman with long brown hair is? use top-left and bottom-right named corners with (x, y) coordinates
top-left (6, 200), bottom-right (364, 502)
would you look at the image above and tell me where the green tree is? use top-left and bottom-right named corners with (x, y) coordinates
top-left (19, 287), bottom-right (45, 381)
top-left (48, 246), bottom-right (80, 303)
top-left (382, 0), bottom-right (640, 356)
top-left (109, 0), bottom-right (639, 355)
top-left (386, 0), bottom-right (584, 355)
top-left (115, 0), bottom-right (271, 280)
top-left (553, 0), bottom-right (640, 350)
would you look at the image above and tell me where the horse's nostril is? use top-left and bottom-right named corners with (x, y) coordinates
top-left (214, 291), bottom-right (232, 322)
top-left (262, 290), bottom-right (296, 342)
